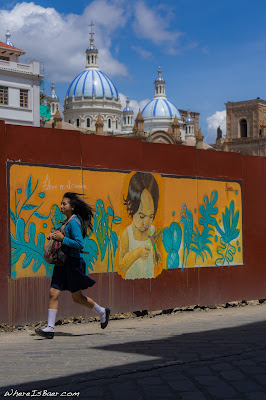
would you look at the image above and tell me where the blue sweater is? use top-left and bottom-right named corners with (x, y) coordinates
top-left (62, 218), bottom-right (84, 258)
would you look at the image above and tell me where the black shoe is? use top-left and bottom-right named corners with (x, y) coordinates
top-left (35, 328), bottom-right (54, 339)
top-left (101, 308), bottom-right (110, 329)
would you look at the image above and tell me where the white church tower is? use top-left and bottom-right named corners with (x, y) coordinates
top-left (47, 82), bottom-right (60, 118)
top-left (63, 23), bottom-right (122, 133)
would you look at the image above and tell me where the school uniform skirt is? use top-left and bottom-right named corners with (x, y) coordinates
top-left (51, 256), bottom-right (96, 293)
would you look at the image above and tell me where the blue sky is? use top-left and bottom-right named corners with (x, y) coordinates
top-left (1, 0), bottom-right (266, 143)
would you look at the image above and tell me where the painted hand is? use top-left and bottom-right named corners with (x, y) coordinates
top-left (139, 245), bottom-right (151, 260)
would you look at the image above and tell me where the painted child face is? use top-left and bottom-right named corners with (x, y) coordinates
top-left (60, 197), bottom-right (73, 216)
top-left (132, 189), bottom-right (155, 232)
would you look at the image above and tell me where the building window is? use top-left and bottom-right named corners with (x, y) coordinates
top-left (69, 120), bottom-right (71, 124)
top-left (0, 56), bottom-right (9, 61)
top-left (124, 117), bottom-right (126, 124)
top-left (87, 118), bottom-right (90, 128)
top-left (92, 55), bottom-right (94, 64)
top-left (108, 118), bottom-right (111, 128)
top-left (88, 56), bottom-right (90, 64)
top-left (20, 89), bottom-right (28, 108)
top-left (0, 86), bottom-right (8, 105)
top-left (76, 118), bottom-right (80, 127)
top-left (52, 104), bottom-right (55, 114)
top-left (116, 120), bottom-right (118, 129)
top-left (240, 119), bottom-right (247, 138)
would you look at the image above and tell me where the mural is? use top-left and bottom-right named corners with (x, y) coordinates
top-left (8, 163), bottom-right (243, 280)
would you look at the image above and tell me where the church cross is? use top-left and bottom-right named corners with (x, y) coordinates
top-left (90, 21), bottom-right (94, 35)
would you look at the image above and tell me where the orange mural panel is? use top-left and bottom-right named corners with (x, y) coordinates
top-left (8, 163), bottom-right (243, 280)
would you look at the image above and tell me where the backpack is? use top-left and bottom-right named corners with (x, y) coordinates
top-left (44, 216), bottom-right (81, 266)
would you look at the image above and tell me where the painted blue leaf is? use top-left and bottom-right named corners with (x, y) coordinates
top-left (162, 227), bottom-right (172, 253)
top-left (33, 211), bottom-right (50, 220)
top-left (93, 200), bottom-right (108, 262)
top-left (167, 250), bottom-right (179, 269)
top-left (38, 192), bottom-right (45, 198)
top-left (10, 218), bottom-right (51, 276)
top-left (26, 176), bottom-right (32, 198)
top-left (107, 206), bottom-right (114, 217)
top-left (170, 222), bottom-right (182, 251)
top-left (83, 235), bottom-right (98, 272)
top-left (51, 204), bottom-right (64, 230)
top-left (22, 204), bottom-right (37, 211)
top-left (110, 231), bottom-right (118, 256)
top-left (10, 209), bottom-right (17, 225)
top-left (113, 216), bottom-right (122, 224)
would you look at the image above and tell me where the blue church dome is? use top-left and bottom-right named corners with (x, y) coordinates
top-left (142, 98), bottom-right (181, 119)
top-left (123, 106), bottom-right (133, 112)
top-left (66, 69), bottom-right (119, 99)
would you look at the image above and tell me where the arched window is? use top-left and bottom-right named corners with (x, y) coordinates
top-left (189, 126), bottom-right (191, 133)
top-left (160, 86), bottom-right (162, 93)
top-left (128, 116), bottom-right (130, 124)
top-left (52, 104), bottom-right (55, 114)
top-left (87, 118), bottom-right (90, 128)
top-left (92, 55), bottom-right (94, 64)
top-left (240, 119), bottom-right (247, 138)
top-left (116, 120), bottom-right (118, 129)
top-left (88, 56), bottom-right (90, 64)
top-left (76, 119), bottom-right (80, 127)
top-left (69, 120), bottom-right (71, 124)
top-left (124, 117), bottom-right (126, 124)
top-left (156, 87), bottom-right (158, 94)
top-left (186, 126), bottom-right (188, 134)
top-left (108, 118), bottom-right (111, 128)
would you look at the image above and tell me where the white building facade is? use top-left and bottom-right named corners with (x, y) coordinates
top-left (0, 31), bottom-right (43, 127)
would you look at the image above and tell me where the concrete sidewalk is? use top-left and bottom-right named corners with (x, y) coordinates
top-left (0, 303), bottom-right (266, 399)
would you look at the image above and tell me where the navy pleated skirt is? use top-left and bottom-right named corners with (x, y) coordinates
top-left (51, 256), bottom-right (96, 293)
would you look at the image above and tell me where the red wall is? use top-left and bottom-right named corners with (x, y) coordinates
top-left (1, 121), bottom-right (265, 325)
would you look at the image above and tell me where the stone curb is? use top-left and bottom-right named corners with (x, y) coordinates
top-left (1, 298), bottom-right (265, 333)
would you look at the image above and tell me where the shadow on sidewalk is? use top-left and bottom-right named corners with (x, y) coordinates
top-left (1, 318), bottom-right (266, 397)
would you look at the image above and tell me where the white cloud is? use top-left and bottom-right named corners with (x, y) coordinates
top-left (206, 110), bottom-right (226, 144)
top-left (119, 93), bottom-right (150, 119)
top-left (133, 1), bottom-right (182, 52)
top-left (131, 45), bottom-right (153, 59)
top-left (0, 1), bottom-right (129, 83)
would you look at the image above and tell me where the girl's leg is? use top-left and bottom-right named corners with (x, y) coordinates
top-left (35, 288), bottom-right (60, 338)
top-left (72, 290), bottom-right (110, 329)
top-left (49, 287), bottom-right (61, 310)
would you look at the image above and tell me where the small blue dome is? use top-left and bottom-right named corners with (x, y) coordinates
top-left (185, 117), bottom-right (194, 123)
top-left (66, 69), bottom-right (119, 99)
top-left (155, 77), bottom-right (165, 82)
top-left (123, 106), bottom-right (133, 112)
top-left (142, 98), bottom-right (181, 119)
top-left (50, 93), bottom-right (58, 99)
top-left (5, 40), bottom-right (14, 47)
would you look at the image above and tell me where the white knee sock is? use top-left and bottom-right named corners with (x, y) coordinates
top-left (43, 309), bottom-right (58, 332)
top-left (92, 303), bottom-right (106, 323)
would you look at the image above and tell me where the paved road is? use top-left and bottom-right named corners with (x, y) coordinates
top-left (0, 303), bottom-right (266, 399)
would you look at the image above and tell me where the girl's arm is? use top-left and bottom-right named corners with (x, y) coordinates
top-left (119, 229), bottom-right (151, 273)
top-left (62, 220), bottom-right (84, 250)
